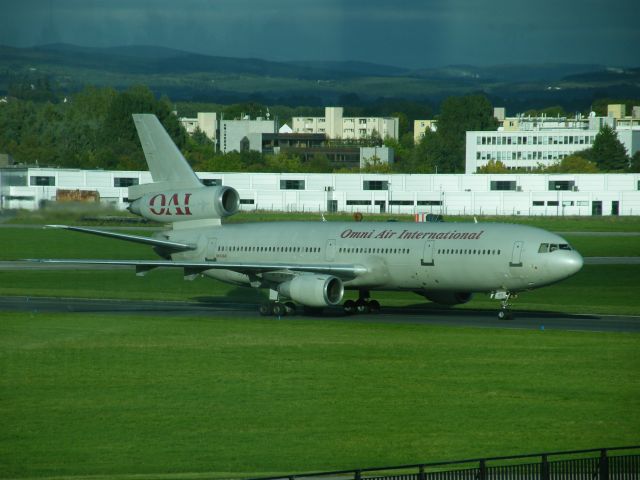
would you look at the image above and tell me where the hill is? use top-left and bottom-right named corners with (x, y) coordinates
top-left (1, 43), bottom-right (638, 110)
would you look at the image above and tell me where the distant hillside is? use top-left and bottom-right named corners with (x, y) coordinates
top-left (1, 43), bottom-right (638, 111)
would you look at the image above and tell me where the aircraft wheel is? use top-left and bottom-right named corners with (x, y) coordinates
top-left (368, 299), bottom-right (381, 313)
top-left (498, 310), bottom-right (512, 320)
top-left (343, 299), bottom-right (356, 315)
top-left (259, 303), bottom-right (273, 316)
top-left (273, 303), bottom-right (287, 317)
top-left (284, 301), bottom-right (296, 315)
top-left (356, 299), bottom-right (370, 314)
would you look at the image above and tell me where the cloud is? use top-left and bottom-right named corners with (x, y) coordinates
top-left (0, 0), bottom-right (637, 67)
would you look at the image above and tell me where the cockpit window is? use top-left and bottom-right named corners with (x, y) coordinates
top-left (539, 242), bottom-right (572, 253)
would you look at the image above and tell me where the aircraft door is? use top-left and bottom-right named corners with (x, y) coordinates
top-left (509, 241), bottom-right (523, 267)
top-left (206, 238), bottom-right (218, 260)
top-left (325, 239), bottom-right (336, 261)
top-left (421, 240), bottom-right (434, 266)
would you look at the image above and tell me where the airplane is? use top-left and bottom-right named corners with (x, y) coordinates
top-left (36, 114), bottom-right (584, 319)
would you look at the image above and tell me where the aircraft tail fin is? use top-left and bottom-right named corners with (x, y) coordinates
top-left (129, 114), bottom-right (202, 198)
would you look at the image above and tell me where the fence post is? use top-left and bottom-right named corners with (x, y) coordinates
top-left (478, 459), bottom-right (487, 480)
top-left (354, 470), bottom-right (362, 480)
top-left (418, 464), bottom-right (426, 480)
top-left (599, 449), bottom-right (609, 480)
top-left (541, 454), bottom-right (550, 480)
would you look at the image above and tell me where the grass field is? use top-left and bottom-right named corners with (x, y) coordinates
top-left (1, 313), bottom-right (639, 479)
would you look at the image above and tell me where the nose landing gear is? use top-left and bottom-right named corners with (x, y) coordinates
top-left (492, 290), bottom-right (516, 319)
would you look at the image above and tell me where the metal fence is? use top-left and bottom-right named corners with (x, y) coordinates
top-left (248, 446), bottom-right (639, 480)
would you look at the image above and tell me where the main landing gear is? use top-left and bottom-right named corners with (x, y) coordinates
top-left (343, 290), bottom-right (381, 315)
top-left (259, 301), bottom-right (297, 317)
top-left (492, 290), bottom-right (516, 320)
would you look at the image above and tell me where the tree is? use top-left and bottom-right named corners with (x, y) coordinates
top-left (544, 154), bottom-right (599, 173)
top-left (587, 124), bottom-right (629, 171)
top-left (425, 95), bottom-right (498, 173)
top-left (477, 159), bottom-right (509, 173)
top-left (629, 151), bottom-right (640, 173)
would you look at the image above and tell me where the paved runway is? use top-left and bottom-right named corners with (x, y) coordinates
top-left (1, 295), bottom-right (638, 333)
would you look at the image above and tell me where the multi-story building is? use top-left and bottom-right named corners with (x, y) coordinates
top-left (219, 117), bottom-right (276, 154)
top-left (292, 107), bottom-right (399, 141)
top-left (260, 134), bottom-right (394, 170)
top-left (413, 120), bottom-right (437, 144)
top-left (178, 112), bottom-right (218, 142)
top-left (466, 105), bottom-right (640, 173)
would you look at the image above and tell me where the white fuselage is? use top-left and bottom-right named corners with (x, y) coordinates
top-left (166, 221), bottom-right (583, 295)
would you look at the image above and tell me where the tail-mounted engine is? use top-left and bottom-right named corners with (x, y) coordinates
top-left (128, 186), bottom-right (240, 223)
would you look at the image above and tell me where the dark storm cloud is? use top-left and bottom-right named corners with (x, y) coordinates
top-left (0, 0), bottom-right (637, 68)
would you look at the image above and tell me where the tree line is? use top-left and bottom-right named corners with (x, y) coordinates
top-left (0, 84), bottom-right (638, 174)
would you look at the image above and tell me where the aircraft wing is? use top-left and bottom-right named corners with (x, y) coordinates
top-left (46, 225), bottom-right (196, 252)
top-left (26, 258), bottom-right (367, 280)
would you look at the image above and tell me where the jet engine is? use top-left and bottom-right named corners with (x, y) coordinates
top-left (278, 275), bottom-right (344, 307)
top-left (128, 186), bottom-right (239, 223)
top-left (420, 291), bottom-right (473, 306)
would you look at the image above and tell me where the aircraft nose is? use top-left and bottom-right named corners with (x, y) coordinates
top-left (558, 251), bottom-right (584, 278)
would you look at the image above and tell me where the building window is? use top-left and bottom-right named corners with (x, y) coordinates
top-left (490, 181), bottom-right (517, 191)
top-left (388, 200), bottom-right (414, 206)
top-left (363, 180), bottom-right (388, 190)
top-left (547, 201), bottom-right (559, 206)
top-left (114, 177), bottom-right (139, 187)
top-left (280, 180), bottom-right (305, 190)
top-left (240, 199), bottom-right (255, 204)
top-left (29, 176), bottom-right (55, 186)
top-left (202, 178), bottom-right (221, 186)
top-left (548, 180), bottom-right (575, 191)
top-left (532, 201), bottom-right (545, 206)
top-left (346, 200), bottom-right (372, 206)
top-left (417, 200), bottom-right (442, 206)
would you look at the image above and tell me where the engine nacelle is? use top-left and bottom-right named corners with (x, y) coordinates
top-left (278, 275), bottom-right (344, 307)
top-left (129, 186), bottom-right (239, 223)
top-left (420, 291), bottom-right (473, 306)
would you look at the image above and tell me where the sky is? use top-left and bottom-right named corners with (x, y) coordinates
top-left (0, 0), bottom-right (638, 69)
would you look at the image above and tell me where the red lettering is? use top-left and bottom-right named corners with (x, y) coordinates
top-left (149, 193), bottom-right (166, 215)
top-left (149, 192), bottom-right (193, 216)
top-left (167, 193), bottom-right (181, 215)
top-left (183, 193), bottom-right (192, 215)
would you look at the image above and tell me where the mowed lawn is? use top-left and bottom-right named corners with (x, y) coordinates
top-left (1, 313), bottom-right (638, 479)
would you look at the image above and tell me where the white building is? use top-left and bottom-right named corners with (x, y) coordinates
top-left (178, 112), bottom-right (218, 142)
top-left (2, 167), bottom-right (639, 217)
top-left (466, 114), bottom-right (640, 173)
top-left (292, 107), bottom-right (399, 141)
top-left (220, 118), bottom-right (275, 154)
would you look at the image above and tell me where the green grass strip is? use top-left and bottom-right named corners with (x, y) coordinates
top-left (1, 313), bottom-right (638, 478)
